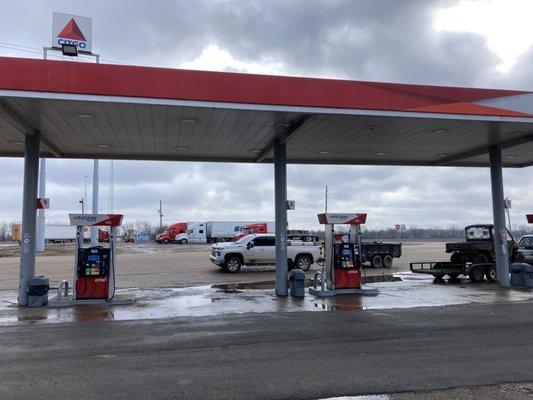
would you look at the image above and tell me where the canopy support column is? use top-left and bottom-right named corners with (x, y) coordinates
top-left (18, 131), bottom-right (40, 306)
top-left (274, 139), bottom-right (288, 296)
top-left (489, 145), bottom-right (510, 287)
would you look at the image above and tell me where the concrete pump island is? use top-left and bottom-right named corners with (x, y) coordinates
top-left (2, 55), bottom-right (533, 400)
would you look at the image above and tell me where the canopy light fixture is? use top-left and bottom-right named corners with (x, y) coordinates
top-left (61, 44), bottom-right (78, 57)
top-left (362, 125), bottom-right (379, 131)
top-left (506, 131), bottom-right (523, 136)
top-left (431, 128), bottom-right (449, 134)
top-left (180, 118), bottom-right (196, 124)
top-left (176, 146), bottom-right (190, 151)
top-left (435, 153), bottom-right (448, 158)
top-left (76, 113), bottom-right (94, 119)
top-left (250, 148), bottom-right (262, 153)
top-left (9, 140), bottom-right (24, 145)
top-left (504, 155), bottom-right (517, 159)
top-left (319, 151), bottom-right (332, 155)
top-left (96, 144), bottom-right (110, 149)
top-left (374, 151), bottom-right (388, 156)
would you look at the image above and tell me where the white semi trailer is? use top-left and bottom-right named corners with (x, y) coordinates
top-left (44, 225), bottom-right (78, 244)
top-left (176, 221), bottom-right (262, 244)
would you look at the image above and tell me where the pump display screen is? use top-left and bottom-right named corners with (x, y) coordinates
top-left (77, 247), bottom-right (110, 277)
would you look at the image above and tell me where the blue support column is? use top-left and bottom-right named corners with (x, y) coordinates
top-left (274, 139), bottom-right (288, 296)
top-left (489, 145), bottom-right (510, 287)
top-left (18, 131), bottom-right (40, 305)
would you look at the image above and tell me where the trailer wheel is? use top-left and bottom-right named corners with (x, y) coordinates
top-left (433, 273), bottom-right (444, 280)
top-left (468, 266), bottom-right (485, 283)
top-left (382, 254), bottom-right (393, 268)
top-left (486, 265), bottom-right (497, 282)
top-left (371, 255), bottom-right (383, 268)
top-left (448, 273), bottom-right (460, 280)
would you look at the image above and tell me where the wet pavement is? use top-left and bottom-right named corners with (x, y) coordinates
top-left (2, 272), bottom-right (533, 325)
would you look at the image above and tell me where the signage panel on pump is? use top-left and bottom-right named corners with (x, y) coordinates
top-left (52, 12), bottom-right (92, 53)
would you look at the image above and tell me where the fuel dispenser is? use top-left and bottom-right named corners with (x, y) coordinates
top-left (309, 213), bottom-right (378, 297)
top-left (69, 213), bottom-right (123, 301)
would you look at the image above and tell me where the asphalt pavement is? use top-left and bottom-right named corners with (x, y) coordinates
top-left (1, 299), bottom-right (533, 400)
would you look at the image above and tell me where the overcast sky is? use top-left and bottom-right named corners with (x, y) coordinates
top-left (1, 0), bottom-right (533, 230)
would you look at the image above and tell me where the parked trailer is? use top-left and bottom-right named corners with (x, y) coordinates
top-left (410, 261), bottom-right (497, 282)
top-left (44, 225), bottom-right (77, 244)
top-left (362, 242), bottom-right (402, 268)
top-left (177, 221), bottom-right (262, 244)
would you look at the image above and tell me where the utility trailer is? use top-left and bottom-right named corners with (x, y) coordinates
top-left (362, 242), bottom-right (402, 268)
top-left (410, 261), bottom-right (497, 282)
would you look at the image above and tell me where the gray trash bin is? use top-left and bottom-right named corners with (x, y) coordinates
top-left (289, 269), bottom-right (306, 298)
top-left (523, 264), bottom-right (533, 288)
top-left (510, 263), bottom-right (532, 287)
top-left (28, 276), bottom-right (50, 307)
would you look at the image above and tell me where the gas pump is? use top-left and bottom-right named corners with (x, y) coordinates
top-left (69, 213), bottom-right (123, 301)
top-left (309, 213), bottom-right (378, 297)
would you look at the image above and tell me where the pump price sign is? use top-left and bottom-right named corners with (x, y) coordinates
top-left (36, 198), bottom-right (50, 209)
top-left (286, 200), bottom-right (295, 210)
top-left (527, 214), bottom-right (533, 224)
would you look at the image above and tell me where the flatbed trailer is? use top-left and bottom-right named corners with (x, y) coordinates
top-left (410, 261), bottom-right (497, 283)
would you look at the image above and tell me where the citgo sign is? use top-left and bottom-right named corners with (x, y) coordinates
top-left (52, 12), bottom-right (92, 53)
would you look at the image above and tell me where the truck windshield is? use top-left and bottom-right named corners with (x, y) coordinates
top-left (235, 237), bottom-right (251, 244)
top-left (466, 226), bottom-right (491, 240)
top-left (518, 236), bottom-right (533, 248)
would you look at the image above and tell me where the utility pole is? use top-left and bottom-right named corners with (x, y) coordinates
top-left (325, 186), bottom-right (328, 213)
top-left (158, 200), bottom-right (163, 230)
top-left (90, 160), bottom-right (99, 245)
top-left (36, 158), bottom-right (46, 252)
top-left (83, 175), bottom-right (88, 214)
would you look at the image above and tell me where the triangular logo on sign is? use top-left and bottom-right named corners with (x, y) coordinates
top-left (58, 18), bottom-right (86, 41)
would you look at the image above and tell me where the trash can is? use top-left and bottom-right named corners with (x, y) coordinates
top-left (27, 276), bottom-right (50, 307)
top-left (289, 269), bottom-right (306, 298)
top-left (524, 264), bottom-right (533, 288)
top-left (510, 263), bottom-right (533, 287)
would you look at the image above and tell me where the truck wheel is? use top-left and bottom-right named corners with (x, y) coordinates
top-left (486, 265), bottom-right (497, 282)
top-left (371, 255), bottom-right (383, 268)
top-left (224, 257), bottom-right (242, 273)
top-left (163, 239), bottom-right (169, 244)
top-left (382, 254), bottom-right (393, 268)
top-left (468, 266), bottom-right (485, 283)
top-left (472, 254), bottom-right (489, 264)
top-left (180, 238), bottom-right (188, 244)
top-left (295, 255), bottom-right (312, 271)
top-left (433, 273), bottom-right (444, 280)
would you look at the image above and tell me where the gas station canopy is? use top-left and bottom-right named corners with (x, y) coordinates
top-left (1, 56), bottom-right (533, 167)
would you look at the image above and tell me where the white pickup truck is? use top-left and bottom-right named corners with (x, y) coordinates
top-left (210, 233), bottom-right (321, 273)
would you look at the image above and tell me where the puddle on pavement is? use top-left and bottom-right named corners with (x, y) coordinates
top-left (1, 273), bottom-right (533, 325)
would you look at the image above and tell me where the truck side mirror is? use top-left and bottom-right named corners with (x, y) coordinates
top-left (247, 241), bottom-right (254, 249)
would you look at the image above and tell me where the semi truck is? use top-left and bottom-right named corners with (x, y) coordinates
top-left (234, 222), bottom-right (275, 240)
top-left (176, 221), bottom-right (264, 244)
top-left (155, 222), bottom-right (188, 244)
top-left (44, 225), bottom-right (78, 244)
